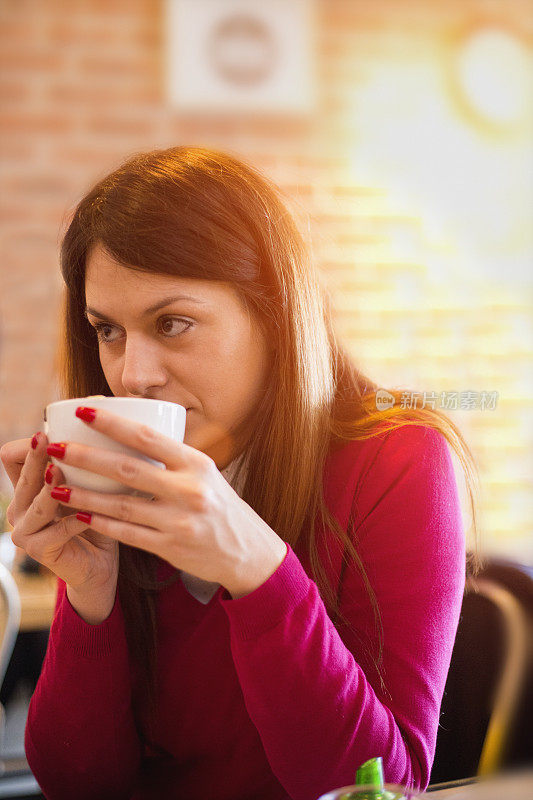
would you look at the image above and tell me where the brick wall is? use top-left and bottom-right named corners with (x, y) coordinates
top-left (1, 0), bottom-right (531, 561)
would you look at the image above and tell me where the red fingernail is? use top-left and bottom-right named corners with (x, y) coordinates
top-left (31, 433), bottom-right (40, 450)
top-left (47, 443), bottom-right (66, 459)
top-left (76, 512), bottom-right (92, 524)
top-left (44, 464), bottom-right (54, 484)
top-left (76, 406), bottom-right (96, 423)
top-left (51, 486), bottom-right (71, 502)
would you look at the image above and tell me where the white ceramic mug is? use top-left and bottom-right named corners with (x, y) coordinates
top-left (44, 397), bottom-right (186, 495)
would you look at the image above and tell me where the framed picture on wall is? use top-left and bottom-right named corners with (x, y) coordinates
top-left (166, 0), bottom-right (317, 114)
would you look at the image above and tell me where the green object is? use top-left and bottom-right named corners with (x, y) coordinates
top-left (316, 756), bottom-right (410, 800)
top-left (337, 757), bottom-right (405, 799)
top-left (356, 757), bottom-right (386, 789)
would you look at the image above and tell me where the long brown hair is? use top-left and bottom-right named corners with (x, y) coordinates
top-left (58, 145), bottom-right (481, 746)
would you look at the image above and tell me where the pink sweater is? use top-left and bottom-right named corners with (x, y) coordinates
top-left (25, 425), bottom-right (465, 800)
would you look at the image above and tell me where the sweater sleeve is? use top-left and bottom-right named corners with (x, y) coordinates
top-left (219, 426), bottom-right (465, 800)
top-left (25, 579), bottom-right (142, 800)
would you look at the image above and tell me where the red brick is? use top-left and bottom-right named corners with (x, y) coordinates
top-left (47, 82), bottom-right (160, 106)
top-left (82, 113), bottom-right (156, 139)
top-left (0, 49), bottom-right (64, 74)
top-left (1, 111), bottom-right (73, 135)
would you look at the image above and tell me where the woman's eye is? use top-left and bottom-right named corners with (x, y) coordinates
top-left (91, 317), bottom-right (193, 344)
top-left (93, 323), bottom-right (120, 343)
top-left (158, 317), bottom-right (193, 337)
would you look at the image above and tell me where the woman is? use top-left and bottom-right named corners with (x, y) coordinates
top-left (0, 146), bottom-right (479, 800)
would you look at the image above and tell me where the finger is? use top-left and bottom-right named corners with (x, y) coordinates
top-left (11, 432), bottom-right (50, 519)
top-left (73, 405), bottom-right (205, 470)
top-left (46, 440), bottom-right (180, 500)
top-left (0, 437), bottom-right (33, 490)
top-left (76, 511), bottom-right (160, 556)
top-left (22, 461), bottom-right (68, 534)
top-left (50, 482), bottom-right (166, 529)
top-left (12, 512), bottom-right (91, 566)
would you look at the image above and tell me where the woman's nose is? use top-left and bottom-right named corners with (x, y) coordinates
top-left (120, 336), bottom-right (167, 396)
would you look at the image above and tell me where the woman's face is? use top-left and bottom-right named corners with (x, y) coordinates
top-left (84, 244), bottom-right (272, 469)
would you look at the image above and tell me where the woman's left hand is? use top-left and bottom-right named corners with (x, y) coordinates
top-left (46, 406), bottom-right (288, 599)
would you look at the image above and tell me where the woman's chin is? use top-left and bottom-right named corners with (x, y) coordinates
top-left (183, 421), bottom-right (237, 468)
top-left (183, 416), bottom-right (212, 455)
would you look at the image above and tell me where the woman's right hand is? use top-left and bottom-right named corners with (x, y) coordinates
top-left (0, 431), bottom-right (119, 622)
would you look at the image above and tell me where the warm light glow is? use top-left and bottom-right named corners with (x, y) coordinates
top-left (457, 28), bottom-right (531, 126)
top-left (346, 32), bottom-right (533, 286)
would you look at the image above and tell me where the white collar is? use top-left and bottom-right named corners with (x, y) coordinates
top-left (219, 449), bottom-right (248, 497)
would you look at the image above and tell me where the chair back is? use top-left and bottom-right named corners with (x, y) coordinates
top-left (0, 560), bottom-right (21, 690)
top-left (430, 557), bottom-right (533, 784)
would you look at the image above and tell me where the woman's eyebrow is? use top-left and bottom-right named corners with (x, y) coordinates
top-left (84, 295), bottom-right (207, 321)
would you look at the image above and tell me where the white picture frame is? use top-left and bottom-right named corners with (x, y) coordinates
top-left (166, 0), bottom-right (317, 114)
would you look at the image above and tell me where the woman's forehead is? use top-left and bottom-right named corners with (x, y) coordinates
top-left (85, 249), bottom-right (240, 310)
top-left (86, 261), bottom-right (208, 295)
